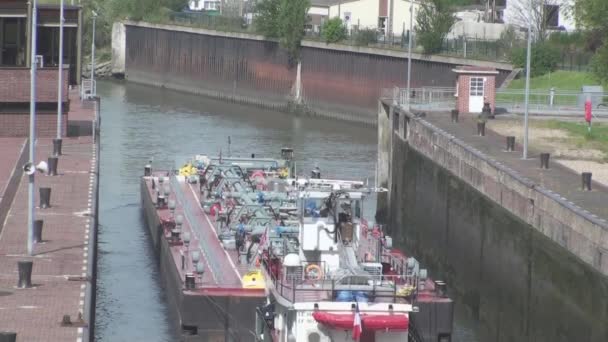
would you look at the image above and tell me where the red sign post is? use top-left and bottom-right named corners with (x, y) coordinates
top-left (585, 98), bottom-right (592, 132)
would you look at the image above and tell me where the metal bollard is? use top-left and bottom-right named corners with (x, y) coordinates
top-left (52, 138), bottom-right (62, 156)
top-left (0, 332), bottom-right (17, 342)
top-left (185, 273), bottom-right (196, 289)
top-left (477, 122), bottom-right (485, 136)
top-left (434, 280), bottom-right (447, 298)
top-left (17, 260), bottom-right (33, 288)
top-left (506, 136), bottom-right (515, 152)
top-left (48, 157), bottom-right (58, 176)
top-left (34, 219), bottom-right (43, 243)
top-left (144, 163), bottom-right (151, 177)
top-left (450, 109), bottom-right (459, 123)
top-left (39, 187), bottom-right (51, 209)
top-left (582, 172), bottom-right (592, 191)
top-left (540, 153), bottom-right (550, 169)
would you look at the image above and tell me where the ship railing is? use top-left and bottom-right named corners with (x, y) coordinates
top-left (265, 260), bottom-right (419, 304)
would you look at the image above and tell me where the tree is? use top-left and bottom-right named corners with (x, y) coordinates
top-left (508, 0), bottom-right (570, 42)
top-left (510, 43), bottom-right (560, 77)
top-left (574, 0), bottom-right (608, 83)
top-left (278, 0), bottom-right (310, 63)
top-left (415, 0), bottom-right (456, 54)
top-left (255, 0), bottom-right (310, 62)
top-left (254, 0), bottom-right (282, 38)
top-left (321, 18), bottom-right (346, 43)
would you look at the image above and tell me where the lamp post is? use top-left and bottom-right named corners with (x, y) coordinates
top-left (522, 20), bottom-right (532, 160)
top-left (55, 0), bottom-right (64, 155)
top-left (406, 2), bottom-right (414, 110)
top-left (90, 11), bottom-right (97, 97)
top-left (28, 0), bottom-right (39, 256)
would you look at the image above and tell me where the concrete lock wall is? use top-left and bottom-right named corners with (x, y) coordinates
top-left (377, 103), bottom-right (608, 342)
top-left (117, 21), bottom-right (511, 125)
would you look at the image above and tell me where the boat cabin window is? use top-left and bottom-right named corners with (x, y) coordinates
top-left (337, 199), bottom-right (361, 220)
top-left (303, 198), bottom-right (329, 218)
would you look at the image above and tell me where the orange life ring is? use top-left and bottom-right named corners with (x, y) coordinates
top-left (305, 264), bottom-right (323, 280)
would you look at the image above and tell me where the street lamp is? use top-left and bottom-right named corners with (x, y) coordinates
top-left (522, 20), bottom-right (532, 159)
top-left (90, 10), bottom-right (97, 97)
top-left (28, 0), bottom-right (39, 256)
top-left (406, 2), bottom-right (414, 111)
top-left (55, 0), bottom-right (65, 155)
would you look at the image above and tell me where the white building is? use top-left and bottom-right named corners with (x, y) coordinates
top-left (502, 0), bottom-right (575, 31)
top-left (189, 0), bottom-right (222, 11)
top-left (308, 0), bottom-right (420, 37)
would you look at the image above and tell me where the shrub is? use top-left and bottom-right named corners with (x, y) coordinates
top-left (321, 17), bottom-right (346, 43)
top-left (590, 40), bottom-right (608, 84)
top-left (354, 28), bottom-right (378, 46)
top-left (510, 43), bottom-right (560, 77)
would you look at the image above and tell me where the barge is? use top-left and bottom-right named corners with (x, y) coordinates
top-left (141, 149), bottom-right (453, 341)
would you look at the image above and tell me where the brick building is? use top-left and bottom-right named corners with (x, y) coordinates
top-left (453, 66), bottom-right (498, 114)
top-left (0, 0), bottom-right (83, 137)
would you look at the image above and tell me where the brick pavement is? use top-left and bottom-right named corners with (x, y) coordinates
top-left (0, 92), bottom-right (96, 341)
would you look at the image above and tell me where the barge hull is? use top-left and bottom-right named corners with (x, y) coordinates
top-left (141, 177), bottom-right (264, 341)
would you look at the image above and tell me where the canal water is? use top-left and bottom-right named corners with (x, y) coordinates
top-left (94, 80), bottom-right (476, 341)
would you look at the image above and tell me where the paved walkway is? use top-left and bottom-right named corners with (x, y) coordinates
top-left (0, 93), bottom-right (97, 341)
top-left (423, 112), bottom-right (608, 223)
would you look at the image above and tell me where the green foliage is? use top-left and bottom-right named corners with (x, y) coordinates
top-left (507, 71), bottom-right (597, 90)
top-left (354, 28), bottom-right (378, 46)
top-left (575, 0), bottom-right (608, 33)
top-left (255, 0), bottom-right (310, 62)
top-left (278, 0), bottom-right (310, 63)
top-left (590, 43), bottom-right (608, 84)
top-left (321, 18), bottom-right (346, 43)
top-left (510, 43), bottom-right (560, 77)
top-left (415, 0), bottom-right (456, 54)
top-left (254, 0), bottom-right (282, 37)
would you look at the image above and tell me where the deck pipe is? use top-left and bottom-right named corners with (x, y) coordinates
top-left (52, 138), bottom-right (62, 156)
top-left (0, 332), bottom-right (17, 342)
top-left (17, 260), bottom-right (33, 288)
top-left (582, 172), bottom-right (592, 191)
top-left (33, 219), bottom-right (43, 243)
top-left (506, 136), bottom-right (515, 152)
top-left (47, 156), bottom-right (58, 176)
top-left (540, 153), bottom-right (550, 169)
top-left (39, 187), bottom-right (51, 209)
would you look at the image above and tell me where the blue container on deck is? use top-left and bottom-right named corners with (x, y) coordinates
top-left (355, 291), bottom-right (369, 303)
top-left (336, 291), bottom-right (354, 302)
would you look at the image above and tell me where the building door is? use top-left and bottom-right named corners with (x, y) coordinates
top-left (469, 77), bottom-right (485, 113)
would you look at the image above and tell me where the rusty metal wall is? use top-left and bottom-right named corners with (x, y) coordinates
top-left (125, 25), bottom-right (509, 124)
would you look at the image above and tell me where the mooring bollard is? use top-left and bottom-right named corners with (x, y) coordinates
top-left (52, 138), bottom-right (62, 156)
top-left (506, 136), bottom-right (515, 152)
top-left (540, 153), bottom-right (550, 169)
top-left (34, 219), bottom-right (43, 243)
top-left (450, 109), bottom-right (459, 123)
top-left (144, 163), bottom-right (151, 177)
top-left (582, 172), bottom-right (592, 191)
top-left (435, 280), bottom-right (447, 298)
top-left (185, 273), bottom-right (196, 289)
top-left (477, 122), bottom-right (486, 136)
top-left (17, 260), bottom-right (33, 288)
top-left (47, 156), bottom-right (58, 176)
top-left (0, 332), bottom-right (17, 342)
top-left (39, 187), bottom-right (51, 208)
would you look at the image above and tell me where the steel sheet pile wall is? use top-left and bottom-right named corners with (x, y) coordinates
top-left (126, 25), bottom-right (295, 109)
top-left (124, 23), bottom-right (510, 125)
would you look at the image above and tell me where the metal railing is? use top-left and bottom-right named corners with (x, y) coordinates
top-left (388, 86), bottom-right (608, 116)
top-left (81, 79), bottom-right (96, 100)
top-left (265, 259), bottom-right (419, 304)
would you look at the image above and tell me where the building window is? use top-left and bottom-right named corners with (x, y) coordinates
top-left (470, 77), bottom-right (484, 96)
top-left (544, 5), bottom-right (559, 28)
top-left (204, 1), bottom-right (219, 10)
